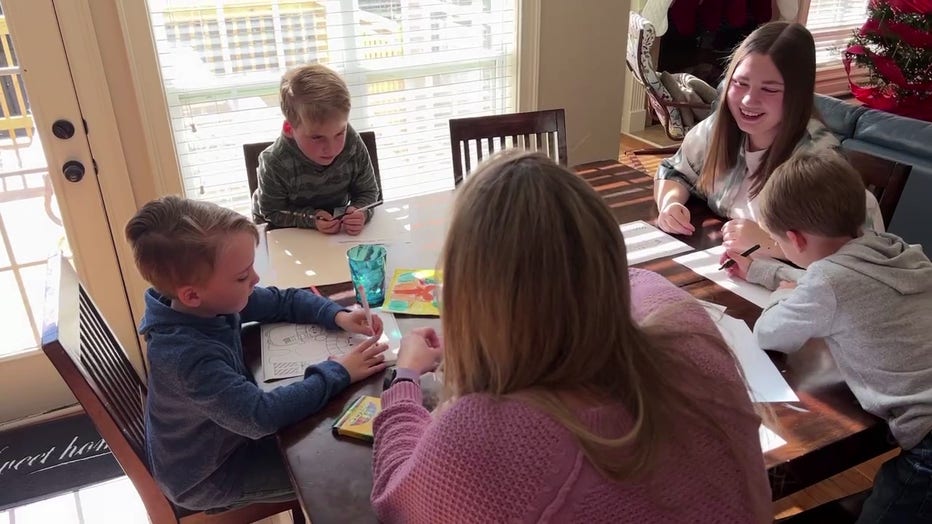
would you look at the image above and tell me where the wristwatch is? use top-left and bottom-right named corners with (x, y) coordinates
top-left (385, 367), bottom-right (420, 389)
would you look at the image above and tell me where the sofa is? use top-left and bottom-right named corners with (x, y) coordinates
top-left (815, 94), bottom-right (932, 253)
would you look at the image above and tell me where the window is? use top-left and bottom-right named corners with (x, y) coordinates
top-left (802, 0), bottom-right (870, 67)
top-left (147, 0), bottom-right (516, 214)
top-left (799, 0), bottom-right (870, 94)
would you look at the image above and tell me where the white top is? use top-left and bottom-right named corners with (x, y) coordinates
top-left (727, 147), bottom-right (885, 233)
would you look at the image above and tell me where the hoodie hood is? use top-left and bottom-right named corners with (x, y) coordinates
top-left (138, 288), bottom-right (231, 336)
top-left (829, 231), bottom-right (932, 295)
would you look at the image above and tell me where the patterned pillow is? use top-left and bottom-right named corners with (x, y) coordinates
top-left (659, 71), bottom-right (717, 128)
top-left (628, 12), bottom-right (686, 140)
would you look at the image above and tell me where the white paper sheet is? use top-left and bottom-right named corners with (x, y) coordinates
top-left (715, 313), bottom-right (798, 403)
top-left (759, 424), bottom-right (787, 453)
top-left (260, 309), bottom-right (402, 381)
top-left (673, 246), bottom-right (773, 308)
top-left (619, 220), bottom-right (694, 265)
top-left (697, 299), bottom-right (727, 315)
top-left (327, 203), bottom-right (414, 245)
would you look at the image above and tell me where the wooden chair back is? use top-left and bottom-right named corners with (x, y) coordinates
top-left (843, 149), bottom-right (911, 229)
top-left (243, 141), bottom-right (272, 202)
top-left (41, 255), bottom-right (303, 523)
top-left (448, 109), bottom-right (568, 186)
top-left (244, 131), bottom-right (383, 219)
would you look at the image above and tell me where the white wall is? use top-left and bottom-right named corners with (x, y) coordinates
top-left (535, 0), bottom-right (631, 165)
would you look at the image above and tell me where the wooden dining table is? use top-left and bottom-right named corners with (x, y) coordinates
top-left (245, 159), bottom-right (894, 523)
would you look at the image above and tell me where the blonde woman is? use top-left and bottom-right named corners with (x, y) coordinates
top-left (370, 151), bottom-right (771, 523)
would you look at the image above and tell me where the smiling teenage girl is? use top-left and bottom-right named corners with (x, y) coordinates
top-left (653, 22), bottom-right (883, 257)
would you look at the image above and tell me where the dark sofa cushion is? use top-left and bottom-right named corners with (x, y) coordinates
top-left (814, 94), bottom-right (868, 139)
top-left (854, 108), bottom-right (932, 162)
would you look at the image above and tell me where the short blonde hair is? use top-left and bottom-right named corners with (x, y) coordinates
top-left (125, 196), bottom-right (259, 297)
top-left (758, 152), bottom-right (866, 238)
top-left (440, 150), bottom-right (751, 481)
top-left (280, 64), bottom-right (350, 127)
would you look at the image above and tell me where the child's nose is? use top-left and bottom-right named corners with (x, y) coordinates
top-left (249, 268), bottom-right (260, 287)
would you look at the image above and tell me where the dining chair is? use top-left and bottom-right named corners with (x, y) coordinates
top-left (243, 130), bottom-right (383, 222)
top-left (625, 11), bottom-right (711, 156)
top-left (774, 488), bottom-right (871, 523)
top-left (842, 149), bottom-right (911, 230)
top-left (448, 108), bottom-right (568, 186)
top-left (40, 255), bottom-right (306, 524)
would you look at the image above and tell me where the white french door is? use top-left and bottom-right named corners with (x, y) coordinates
top-left (0, 1), bottom-right (139, 425)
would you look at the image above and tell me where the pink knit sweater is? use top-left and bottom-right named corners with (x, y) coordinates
top-left (371, 269), bottom-right (771, 523)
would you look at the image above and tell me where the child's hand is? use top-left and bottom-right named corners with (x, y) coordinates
top-left (778, 280), bottom-right (797, 290)
top-left (341, 206), bottom-right (365, 236)
top-left (721, 219), bottom-right (769, 254)
top-left (314, 211), bottom-right (341, 235)
top-left (335, 309), bottom-right (384, 337)
top-left (397, 327), bottom-right (443, 375)
top-left (334, 336), bottom-right (389, 383)
top-left (657, 202), bottom-right (695, 235)
top-left (720, 250), bottom-right (752, 280)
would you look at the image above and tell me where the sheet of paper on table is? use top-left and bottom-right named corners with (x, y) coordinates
top-left (260, 309), bottom-right (402, 381)
top-left (327, 202), bottom-right (414, 245)
top-left (619, 220), bottom-right (694, 265)
top-left (715, 313), bottom-right (798, 403)
top-left (759, 424), bottom-right (787, 453)
top-left (673, 245), bottom-right (773, 308)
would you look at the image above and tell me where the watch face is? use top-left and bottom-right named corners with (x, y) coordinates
top-left (383, 367), bottom-right (397, 390)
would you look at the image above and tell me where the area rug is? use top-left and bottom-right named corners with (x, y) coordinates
top-left (0, 413), bottom-right (124, 510)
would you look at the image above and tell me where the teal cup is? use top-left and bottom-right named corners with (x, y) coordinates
top-left (347, 244), bottom-right (387, 307)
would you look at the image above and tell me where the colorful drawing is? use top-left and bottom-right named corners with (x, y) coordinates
top-left (383, 268), bottom-right (442, 316)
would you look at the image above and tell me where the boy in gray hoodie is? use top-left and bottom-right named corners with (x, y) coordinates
top-left (722, 152), bottom-right (932, 523)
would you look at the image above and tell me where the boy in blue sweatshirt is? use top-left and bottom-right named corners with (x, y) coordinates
top-left (125, 195), bottom-right (388, 511)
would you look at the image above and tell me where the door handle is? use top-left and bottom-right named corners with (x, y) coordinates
top-left (62, 160), bottom-right (85, 183)
top-left (52, 119), bottom-right (76, 139)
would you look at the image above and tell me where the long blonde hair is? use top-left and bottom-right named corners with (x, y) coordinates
top-left (699, 21), bottom-right (817, 198)
top-left (440, 151), bottom-right (750, 481)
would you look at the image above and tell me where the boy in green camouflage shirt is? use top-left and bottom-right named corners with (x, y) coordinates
top-left (252, 64), bottom-right (379, 233)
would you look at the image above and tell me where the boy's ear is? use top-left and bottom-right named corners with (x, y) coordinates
top-left (282, 120), bottom-right (295, 138)
top-left (785, 230), bottom-right (808, 252)
top-left (175, 286), bottom-right (202, 308)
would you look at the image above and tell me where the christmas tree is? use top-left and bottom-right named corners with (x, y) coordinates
top-left (844, 0), bottom-right (932, 121)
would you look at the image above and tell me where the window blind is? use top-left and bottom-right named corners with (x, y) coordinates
top-left (147, 0), bottom-right (516, 214)
top-left (803, 0), bottom-right (869, 67)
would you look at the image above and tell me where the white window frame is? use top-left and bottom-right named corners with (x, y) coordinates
top-left (799, 0), bottom-right (870, 96)
top-left (122, 0), bottom-right (532, 213)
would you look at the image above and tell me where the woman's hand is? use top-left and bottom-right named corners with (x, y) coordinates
top-left (657, 202), bottom-right (695, 235)
top-left (721, 219), bottom-right (771, 254)
top-left (341, 206), bottom-right (365, 236)
top-left (335, 309), bottom-right (384, 337)
top-left (397, 327), bottom-right (444, 375)
top-left (314, 211), bottom-right (342, 234)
